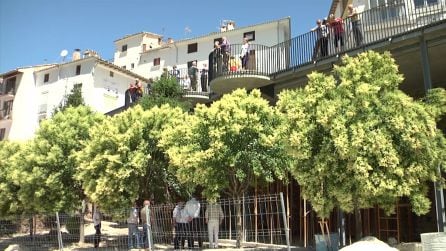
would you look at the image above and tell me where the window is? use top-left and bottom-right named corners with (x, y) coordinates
top-left (243, 31), bottom-right (256, 41)
top-left (368, 0), bottom-right (403, 20)
top-left (122, 44), bottom-right (128, 52)
top-left (44, 73), bottom-right (49, 83)
top-left (214, 37), bottom-right (222, 45)
top-left (414, 0), bottom-right (438, 7)
top-left (1, 77), bottom-right (16, 95)
top-left (75, 65), bottom-right (81, 75)
top-left (110, 71), bottom-right (114, 77)
top-left (131, 63), bottom-right (135, 69)
top-left (0, 128), bottom-right (5, 141)
top-left (187, 43), bottom-right (198, 53)
top-left (142, 44), bottom-right (147, 52)
top-left (153, 58), bottom-right (160, 66)
top-left (187, 60), bottom-right (197, 69)
top-left (122, 65), bottom-right (127, 70)
top-left (3, 100), bottom-right (13, 117)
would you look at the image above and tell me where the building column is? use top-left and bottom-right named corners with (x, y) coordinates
top-left (420, 36), bottom-right (445, 232)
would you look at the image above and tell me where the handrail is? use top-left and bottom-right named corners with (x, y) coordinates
top-left (208, 0), bottom-right (446, 83)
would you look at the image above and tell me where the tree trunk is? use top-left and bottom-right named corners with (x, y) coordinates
top-left (354, 205), bottom-right (363, 241)
top-left (235, 196), bottom-right (243, 248)
top-left (79, 199), bottom-right (86, 244)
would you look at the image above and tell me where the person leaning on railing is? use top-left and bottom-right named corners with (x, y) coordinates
top-left (220, 37), bottom-right (231, 71)
top-left (311, 18), bottom-right (329, 61)
top-left (348, 4), bottom-right (363, 47)
top-left (328, 13), bottom-right (345, 54)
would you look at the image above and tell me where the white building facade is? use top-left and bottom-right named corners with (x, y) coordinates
top-left (113, 18), bottom-right (291, 81)
top-left (0, 54), bottom-right (148, 141)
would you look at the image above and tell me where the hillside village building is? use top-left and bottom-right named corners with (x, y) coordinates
top-left (0, 0), bottom-right (445, 246)
top-left (0, 52), bottom-right (148, 141)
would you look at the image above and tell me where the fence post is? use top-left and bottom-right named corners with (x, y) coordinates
top-left (55, 212), bottom-right (64, 250)
top-left (280, 192), bottom-right (291, 251)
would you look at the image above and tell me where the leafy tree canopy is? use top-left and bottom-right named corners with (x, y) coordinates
top-left (277, 51), bottom-right (446, 218)
top-left (54, 84), bottom-right (85, 114)
top-left (139, 75), bottom-right (191, 111)
top-left (0, 141), bottom-right (25, 216)
top-left (13, 106), bottom-right (104, 213)
top-left (160, 88), bottom-right (292, 200)
top-left (76, 104), bottom-right (187, 210)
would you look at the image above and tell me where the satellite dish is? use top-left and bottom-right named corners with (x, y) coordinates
top-left (60, 49), bottom-right (68, 57)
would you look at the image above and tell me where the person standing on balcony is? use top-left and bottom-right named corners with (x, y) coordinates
top-left (201, 64), bottom-right (208, 92)
top-left (171, 65), bottom-right (180, 82)
top-left (188, 61), bottom-right (199, 91)
top-left (212, 41), bottom-right (222, 76)
top-left (135, 79), bottom-right (143, 101)
top-left (220, 37), bottom-right (231, 71)
top-left (312, 18), bottom-right (329, 61)
top-left (329, 14), bottom-right (345, 54)
top-left (348, 4), bottom-right (363, 47)
top-left (240, 37), bottom-right (250, 70)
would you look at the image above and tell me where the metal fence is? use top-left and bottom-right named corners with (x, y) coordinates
top-left (0, 193), bottom-right (290, 250)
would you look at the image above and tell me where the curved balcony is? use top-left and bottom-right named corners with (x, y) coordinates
top-left (209, 44), bottom-right (279, 94)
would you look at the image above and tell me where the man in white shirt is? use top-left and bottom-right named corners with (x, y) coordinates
top-left (173, 200), bottom-right (192, 249)
top-left (185, 197), bottom-right (202, 248)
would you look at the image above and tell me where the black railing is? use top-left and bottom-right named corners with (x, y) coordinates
top-left (208, 0), bottom-right (446, 83)
top-left (167, 67), bottom-right (211, 97)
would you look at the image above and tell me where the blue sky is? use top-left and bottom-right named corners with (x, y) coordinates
top-left (0, 0), bottom-right (332, 73)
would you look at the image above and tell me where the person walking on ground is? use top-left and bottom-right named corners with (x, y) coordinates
top-left (185, 197), bottom-right (202, 248)
top-left (205, 201), bottom-right (224, 249)
top-left (140, 200), bottom-right (153, 249)
top-left (93, 205), bottom-right (101, 248)
top-left (127, 202), bottom-right (141, 249)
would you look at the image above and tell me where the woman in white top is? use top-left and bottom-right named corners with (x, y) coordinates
top-left (240, 37), bottom-right (250, 70)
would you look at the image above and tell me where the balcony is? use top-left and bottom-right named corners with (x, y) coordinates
top-left (167, 67), bottom-right (212, 103)
top-left (209, 44), bottom-right (279, 94)
top-left (208, 0), bottom-right (446, 92)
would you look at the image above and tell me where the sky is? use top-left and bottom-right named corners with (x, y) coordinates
top-left (0, 0), bottom-right (332, 73)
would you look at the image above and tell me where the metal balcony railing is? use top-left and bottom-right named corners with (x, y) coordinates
top-left (208, 0), bottom-right (446, 83)
top-left (167, 67), bottom-right (211, 97)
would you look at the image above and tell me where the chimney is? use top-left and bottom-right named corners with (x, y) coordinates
top-left (220, 25), bottom-right (227, 32)
top-left (72, 49), bottom-right (81, 61)
top-left (227, 21), bottom-right (235, 31)
top-left (167, 38), bottom-right (174, 44)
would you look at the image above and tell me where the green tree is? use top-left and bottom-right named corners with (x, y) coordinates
top-left (277, 51), bottom-right (446, 239)
top-left (54, 84), bottom-right (85, 114)
top-left (160, 88), bottom-right (292, 247)
top-left (76, 104), bottom-right (188, 211)
top-left (139, 75), bottom-right (191, 111)
top-left (14, 106), bottom-right (103, 242)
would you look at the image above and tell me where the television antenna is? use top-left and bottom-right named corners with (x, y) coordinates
top-left (60, 49), bottom-right (68, 62)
